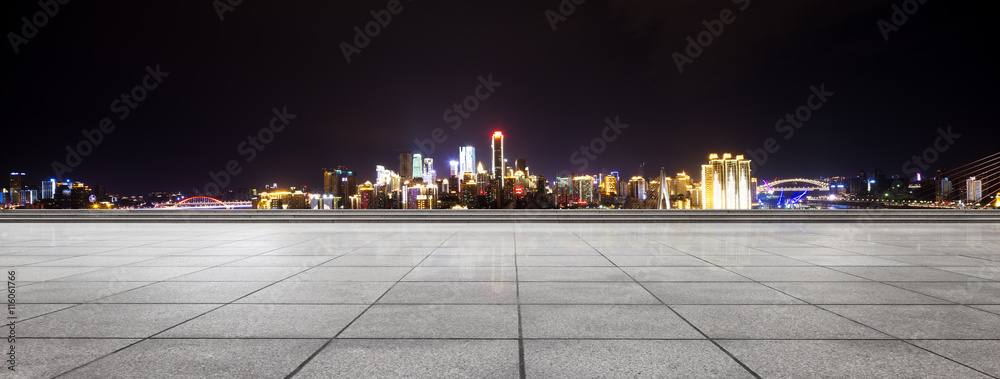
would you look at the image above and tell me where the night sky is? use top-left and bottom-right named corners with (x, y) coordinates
top-left (2, 0), bottom-right (994, 195)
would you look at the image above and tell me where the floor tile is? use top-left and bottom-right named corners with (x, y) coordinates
top-left (525, 340), bottom-right (754, 378)
top-left (673, 305), bottom-right (888, 339)
top-left (721, 340), bottom-right (990, 379)
top-left (519, 282), bottom-right (660, 304)
top-left (63, 339), bottom-right (325, 379)
top-left (823, 305), bottom-right (1000, 339)
top-left (378, 281), bottom-right (517, 304)
top-left (295, 339), bottom-right (519, 379)
top-left (339, 304), bottom-right (518, 338)
top-left (645, 282), bottom-right (803, 304)
top-left (521, 305), bottom-right (702, 338)
top-left (161, 304), bottom-right (366, 338)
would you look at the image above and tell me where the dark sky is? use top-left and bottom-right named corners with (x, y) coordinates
top-left (2, 0), bottom-right (995, 195)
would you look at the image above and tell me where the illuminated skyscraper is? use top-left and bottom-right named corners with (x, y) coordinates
top-left (627, 176), bottom-right (646, 200)
top-left (966, 177), bottom-right (982, 202)
top-left (475, 162), bottom-right (492, 203)
top-left (424, 157), bottom-right (435, 182)
top-left (573, 176), bottom-right (593, 204)
top-left (399, 153), bottom-right (413, 179)
top-left (491, 132), bottom-right (504, 181)
top-left (514, 158), bottom-right (526, 174)
top-left (459, 146), bottom-right (476, 174)
top-left (358, 181), bottom-right (375, 209)
top-left (700, 153), bottom-right (752, 209)
top-left (41, 178), bottom-right (56, 200)
top-left (675, 172), bottom-right (691, 196)
top-left (603, 175), bottom-right (618, 196)
top-left (461, 178), bottom-right (478, 208)
top-left (449, 161), bottom-right (459, 177)
top-left (9, 173), bottom-right (25, 205)
top-left (936, 177), bottom-right (952, 203)
top-left (413, 154), bottom-right (424, 181)
top-left (405, 184), bottom-right (437, 210)
top-left (322, 167), bottom-right (356, 208)
top-left (376, 165), bottom-right (389, 187)
top-left (555, 176), bottom-right (572, 205)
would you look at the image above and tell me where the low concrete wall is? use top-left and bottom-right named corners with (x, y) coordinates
top-left (1, 209), bottom-right (999, 223)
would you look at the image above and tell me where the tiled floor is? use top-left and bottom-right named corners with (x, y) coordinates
top-left (3, 222), bottom-right (1000, 378)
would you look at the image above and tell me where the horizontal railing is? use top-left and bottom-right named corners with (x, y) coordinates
top-left (1, 209), bottom-right (998, 223)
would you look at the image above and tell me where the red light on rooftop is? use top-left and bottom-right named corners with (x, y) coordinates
top-left (493, 131), bottom-right (503, 137)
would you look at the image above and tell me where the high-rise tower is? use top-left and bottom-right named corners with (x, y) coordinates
top-left (9, 173), bottom-right (25, 206)
top-left (700, 153), bottom-right (752, 209)
top-left (412, 153), bottom-right (424, 181)
top-left (423, 157), bottom-right (435, 183)
top-left (459, 146), bottom-right (476, 174)
top-left (491, 132), bottom-right (504, 182)
top-left (399, 153), bottom-right (413, 179)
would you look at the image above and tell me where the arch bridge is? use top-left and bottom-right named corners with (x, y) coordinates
top-left (758, 178), bottom-right (830, 193)
top-left (155, 196), bottom-right (252, 209)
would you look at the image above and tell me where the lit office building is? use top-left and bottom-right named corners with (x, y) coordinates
top-left (255, 190), bottom-right (309, 209)
top-left (603, 175), bottom-right (618, 196)
top-left (322, 167), bottom-right (357, 208)
top-left (399, 153), bottom-right (413, 179)
top-left (555, 176), bottom-right (572, 205)
top-left (936, 178), bottom-right (952, 203)
top-left (358, 181), bottom-right (376, 209)
top-left (690, 186), bottom-right (703, 208)
top-left (966, 177), bottom-right (983, 202)
top-left (627, 176), bottom-right (647, 200)
top-left (459, 146), bottom-right (476, 174)
top-left (423, 157), bottom-right (435, 182)
top-left (461, 179), bottom-right (478, 208)
top-left (41, 179), bottom-right (56, 200)
top-left (405, 184), bottom-right (437, 210)
top-left (9, 173), bottom-right (25, 206)
top-left (475, 163), bottom-right (491, 199)
top-left (513, 171), bottom-right (532, 190)
top-left (412, 154), bottom-right (424, 181)
top-left (491, 132), bottom-right (504, 182)
top-left (449, 161), bottom-right (459, 177)
top-left (572, 176), bottom-right (593, 204)
top-left (700, 153), bottom-right (752, 210)
top-left (376, 165), bottom-right (392, 187)
top-left (514, 158), bottom-right (526, 174)
top-left (675, 172), bottom-right (692, 196)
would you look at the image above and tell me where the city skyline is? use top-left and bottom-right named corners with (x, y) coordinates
top-left (6, 136), bottom-right (998, 210)
top-left (4, 126), bottom-right (994, 199)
